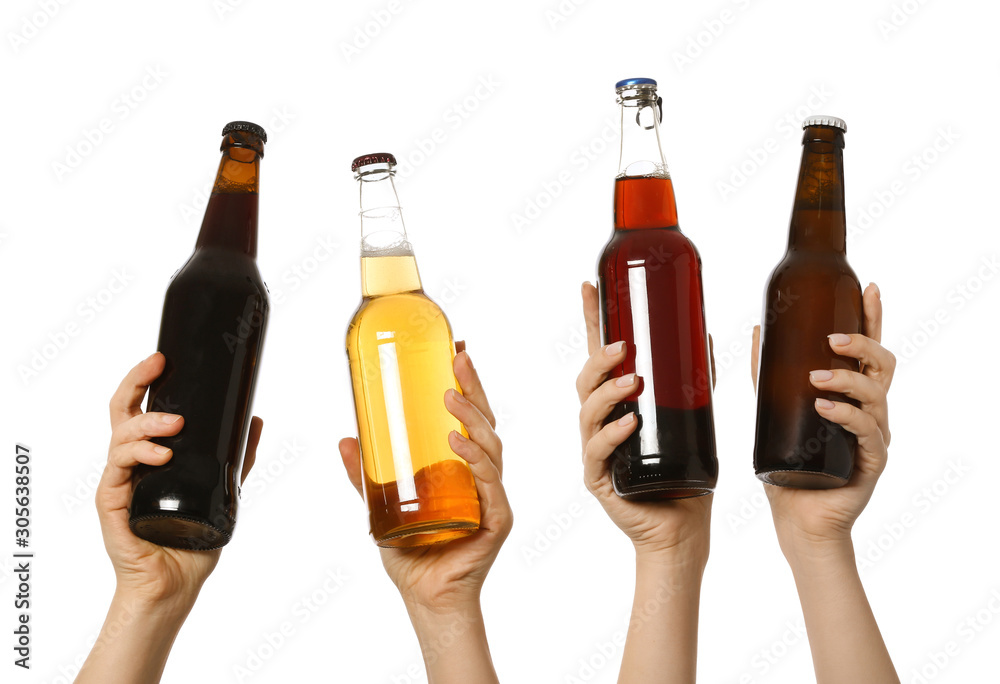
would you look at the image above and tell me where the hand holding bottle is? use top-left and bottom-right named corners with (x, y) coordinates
top-left (577, 284), bottom-right (712, 562)
top-left (339, 345), bottom-right (510, 682)
top-left (751, 283), bottom-right (895, 552)
top-left (578, 282), bottom-right (710, 684)
top-left (77, 353), bottom-right (263, 684)
top-left (751, 283), bottom-right (899, 684)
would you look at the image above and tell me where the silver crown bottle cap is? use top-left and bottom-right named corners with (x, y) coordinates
top-left (802, 115), bottom-right (847, 132)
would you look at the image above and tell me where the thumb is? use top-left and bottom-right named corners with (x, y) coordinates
top-left (240, 416), bottom-right (264, 485)
top-left (751, 325), bottom-right (761, 393)
top-left (338, 438), bottom-right (364, 498)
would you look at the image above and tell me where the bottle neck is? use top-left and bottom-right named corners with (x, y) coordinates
top-left (614, 90), bottom-right (678, 230)
top-left (787, 127), bottom-right (846, 253)
top-left (196, 146), bottom-right (260, 258)
top-left (358, 167), bottom-right (421, 296)
top-left (617, 93), bottom-right (668, 179)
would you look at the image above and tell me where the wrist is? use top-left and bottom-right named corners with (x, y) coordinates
top-left (111, 586), bottom-right (198, 626)
top-left (634, 537), bottom-right (710, 571)
top-left (404, 594), bottom-right (483, 627)
top-left (780, 535), bottom-right (856, 576)
top-left (404, 598), bottom-right (488, 670)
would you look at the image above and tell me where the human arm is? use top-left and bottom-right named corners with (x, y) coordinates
top-left (577, 282), bottom-right (711, 684)
top-left (77, 353), bottom-right (262, 683)
top-left (751, 283), bottom-right (899, 684)
top-left (338, 343), bottom-right (512, 684)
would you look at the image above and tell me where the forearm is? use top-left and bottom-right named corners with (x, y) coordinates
top-left (76, 591), bottom-right (193, 684)
top-left (784, 538), bottom-right (899, 684)
top-left (406, 600), bottom-right (498, 684)
top-left (618, 551), bottom-right (707, 684)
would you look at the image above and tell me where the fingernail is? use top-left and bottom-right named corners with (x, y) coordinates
top-left (828, 333), bottom-right (852, 347)
top-left (464, 351), bottom-right (474, 370)
top-left (145, 352), bottom-right (159, 362)
top-left (605, 341), bottom-right (625, 355)
top-left (161, 414), bottom-right (181, 424)
top-left (618, 412), bottom-right (635, 426)
top-left (450, 389), bottom-right (468, 404)
top-left (810, 369), bottom-right (834, 382)
top-left (815, 398), bottom-right (836, 410)
top-left (616, 373), bottom-right (636, 387)
top-left (450, 430), bottom-right (469, 443)
top-left (871, 282), bottom-right (880, 299)
top-left (153, 445), bottom-right (170, 455)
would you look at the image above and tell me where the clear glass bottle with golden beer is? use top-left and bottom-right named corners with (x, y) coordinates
top-left (345, 153), bottom-right (480, 547)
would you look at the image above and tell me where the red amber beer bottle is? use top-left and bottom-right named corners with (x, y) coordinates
top-left (597, 79), bottom-right (718, 500)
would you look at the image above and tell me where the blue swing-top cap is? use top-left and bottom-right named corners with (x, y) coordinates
top-left (615, 78), bottom-right (657, 90)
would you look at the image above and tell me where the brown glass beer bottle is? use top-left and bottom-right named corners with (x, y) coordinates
top-left (128, 121), bottom-right (269, 549)
top-left (753, 116), bottom-right (862, 489)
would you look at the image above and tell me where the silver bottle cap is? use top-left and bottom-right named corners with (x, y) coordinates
top-left (802, 115), bottom-right (847, 132)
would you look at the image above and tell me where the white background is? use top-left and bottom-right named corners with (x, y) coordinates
top-left (2, 0), bottom-right (999, 682)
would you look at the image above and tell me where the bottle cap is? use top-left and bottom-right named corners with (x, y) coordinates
top-left (222, 121), bottom-right (267, 142)
top-left (615, 77), bottom-right (657, 91)
top-left (802, 115), bottom-right (846, 132)
top-left (351, 153), bottom-right (397, 172)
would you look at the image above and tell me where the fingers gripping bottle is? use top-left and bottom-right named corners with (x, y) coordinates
top-left (346, 153), bottom-right (480, 547)
top-left (597, 79), bottom-right (719, 500)
top-left (129, 121), bottom-right (269, 550)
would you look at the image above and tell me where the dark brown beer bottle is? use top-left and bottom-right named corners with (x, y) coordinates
top-left (753, 116), bottom-right (862, 489)
top-left (597, 78), bottom-right (718, 500)
top-left (128, 121), bottom-right (269, 549)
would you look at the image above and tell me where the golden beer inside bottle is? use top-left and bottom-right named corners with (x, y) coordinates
top-left (347, 254), bottom-right (480, 547)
